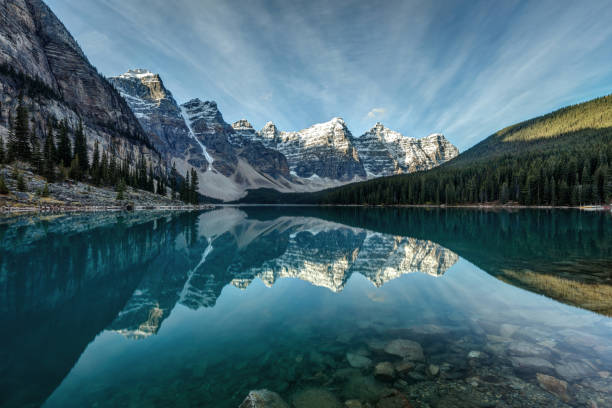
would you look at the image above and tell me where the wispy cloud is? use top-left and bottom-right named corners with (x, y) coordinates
top-left (46, 0), bottom-right (612, 149)
top-left (367, 108), bottom-right (386, 119)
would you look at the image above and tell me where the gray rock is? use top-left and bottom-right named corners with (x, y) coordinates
top-left (240, 389), bottom-right (288, 408)
top-left (507, 341), bottom-right (552, 358)
top-left (347, 353), bottom-right (373, 369)
top-left (536, 373), bottom-right (570, 402)
top-left (510, 356), bottom-right (554, 373)
top-left (374, 362), bottom-right (396, 382)
top-left (354, 123), bottom-right (458, 177)
top-left (291, 388), bottom-right (342, 408)
top-left (384, 339), bottom-right (425, 361)
top-left (394, 360), bottom-right (414, 374)
top-left (555, 360), bottom-right (596, 381)
top-left (427, 364), bottom-right (440, 376)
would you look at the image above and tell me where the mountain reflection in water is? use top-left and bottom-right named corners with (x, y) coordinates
top-left (0, 207), bottom-right (611, 408)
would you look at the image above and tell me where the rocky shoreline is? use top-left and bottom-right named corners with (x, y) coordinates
top-left (0, 165), bottom-right (215, 214)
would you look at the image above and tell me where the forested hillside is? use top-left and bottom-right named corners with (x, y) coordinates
top-left (242, 93), bottom-right (612, 206)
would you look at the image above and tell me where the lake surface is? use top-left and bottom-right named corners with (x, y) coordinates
top-left (1, 207), bottom-right (611, 408)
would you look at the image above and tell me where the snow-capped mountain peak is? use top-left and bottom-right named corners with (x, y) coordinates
top-left (232, 119), bottom-right (254, 130)
top-left (118, 68), bottom-right (157, 80)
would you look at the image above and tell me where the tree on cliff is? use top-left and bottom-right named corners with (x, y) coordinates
top-left (13, 96), bottom-right (31, 161)
top-left (73, 120), bottom-right (89, 172)
top-left (57, 120), bottom-right (72, 167)
top-left (190, 168), bottom-right (199, 204)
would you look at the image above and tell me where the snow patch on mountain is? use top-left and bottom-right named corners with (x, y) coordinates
top-left (180, 105), bottom-right (213, 167)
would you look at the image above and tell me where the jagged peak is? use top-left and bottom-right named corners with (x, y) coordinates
top-left (182, 99), bottom-right (218, 109)
top-left (261, 121), bottom-right (279, 132)
top-left (117, 69), bottom-right (157, 80)
top-left (232, 119), bottom-right (253, 130)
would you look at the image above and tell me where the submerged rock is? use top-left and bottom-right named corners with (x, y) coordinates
top-left (394, 360), bottom-right (414, 374)
top-left (376, 393), bottom-right (413, 408)
top-left (510, 356), bottom-right (554, 374)
top-left (347, 353), bottom-right (373, 369)
top-left (508, 341), bottom-right (552, 358)
top-left (427, 364), bottom-right (440, 377)
top-left (240, 389), bottom-right (288, 408)
top-left (555, 360), bottom-right (596, 381)
top-left (536, 373), bottom-right (570, 402)
top-left (375, 362), bottom-right (396, 382)
top-left (291, 388), bottom-right (342, 408)
top-left (384, 339), bottom-right (424, 361)
top-left (344, 399), bottom-right (363, 408)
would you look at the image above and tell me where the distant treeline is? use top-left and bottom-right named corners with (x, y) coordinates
top-left (254, 94), bottom-right (612, 206)
top-left (320, 130), bottom-right (612, 206)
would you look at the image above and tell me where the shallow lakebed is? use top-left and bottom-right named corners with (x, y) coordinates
top-left (1, 207), bottom-right (611, 407)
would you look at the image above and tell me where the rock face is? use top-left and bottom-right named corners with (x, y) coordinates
top-left (241, 118), bottom-right (366, 181)
top-left (108, 69), bottom-right (196, 162)
top-left (109, 71), bottom-right (293, 201)
top-left (353, 123), bottom-right (459, 176)
top-left (111, 68), bottom-right (458, 200)
top-left (0, 0), bottom-right (158, 170)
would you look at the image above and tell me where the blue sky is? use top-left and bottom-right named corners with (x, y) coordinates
top-left (46, 0), bottom-right (612, 151)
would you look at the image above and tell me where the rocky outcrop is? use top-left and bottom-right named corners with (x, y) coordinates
top-left (0, 0), bottom-right (158, 171)
top-left (353, 123), bottom-right (459, 176)
top-left (109, 66), bottom-right (458, 200)
top-left (108, 73), bottom-right (293, 201)
top-left (108, 69), bottom-right (197, 161)
top-left (246, 118), bottom-right (366, 181)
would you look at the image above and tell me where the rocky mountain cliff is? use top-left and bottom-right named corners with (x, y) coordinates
top-left (354, 123), bottom-right (459, 176)
top-left (110, 71), bottom-right (298, 201)
top-left (237, 117), bottom-right (366, 181)
top-left (0, 1), bottom-right (457, 202)
top-left (0, 0), bottom-right (159, 170)
top-left (112, 69), bottom-right (458, 201)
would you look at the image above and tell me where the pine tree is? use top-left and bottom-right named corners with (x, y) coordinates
top-left (0, 135), bottom-right (4, 164)
top-left (190, 168), bottom-right (199, 204)
top-left (69, 155), bottom-right (82, 181)
top-left (73, 120), bottom-right (89, 172)
top-left (605, 164), bottom-right (612, 203)
top-left (100, 151), bottom-right (109, 185)
top-left (148, 164), bottom-right (154, 192)
top-left (170, 162), bottom-right (178, 198)
top-left (30, 132), bottom-right (43, 174)
top-left (91, 140), bottom-right (100, 180)
top-left (46, 120), bottom-right (57, 163)
top-left (16, 171), bottom-right (26, 192)
top-left (0, 174), bottom-right (8, 194)
top-left (116, 178), bottom-right (126, 200)
top-left (42, 123), bottom-right (57, 183)
top-left (14, 96), bottom-right (31, 160)
top-left (6, 111), bottom-right (15, 162)
top-left (181, 171), bottom-right (190, 203)
top-left (57, 120), bottom-right (72, 167)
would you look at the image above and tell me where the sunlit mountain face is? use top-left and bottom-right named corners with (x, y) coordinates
top-left (1, 208), bottom-right (611, 407)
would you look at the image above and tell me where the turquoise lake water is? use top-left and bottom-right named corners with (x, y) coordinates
top-left (1, 207), bottom-right (611, 407)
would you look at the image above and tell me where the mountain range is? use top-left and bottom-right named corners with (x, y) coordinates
top-left (108, 69), bottom-right (458, 201)
top-left (0, 1), bottom-right (458, 202)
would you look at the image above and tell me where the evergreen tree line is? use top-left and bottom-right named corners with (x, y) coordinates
top-left (319, 133), bottom-right (612, 206)
top-left (0, 96), bottom-right (200, 204)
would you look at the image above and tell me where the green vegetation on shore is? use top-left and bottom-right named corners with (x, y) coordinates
top-left (0, 95), bottom-right (201, 205)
